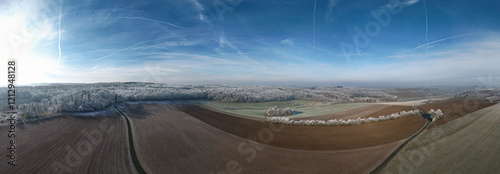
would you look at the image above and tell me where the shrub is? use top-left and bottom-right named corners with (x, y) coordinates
top-left (265, 106), bottom-right (294, 116)
top-left (267, 109), bottom-right (421, 126)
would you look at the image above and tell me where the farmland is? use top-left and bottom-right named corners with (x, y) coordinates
top-left (416, 97), bottom-right (495, 128)
top-left (116, 102), bottom-right (427, 173)
top-left (200, 100), bottom-right (375, 119)
top-left (0, 83), bottom-right (497, 174)
top-left (384, 103), bottom-right (500, 173)
top-left (0, 109), bottom-right (133, 173)
top-left (295, 104), bottom-right (415, 121)
top-left (1, 0), bottom-right (498, 172)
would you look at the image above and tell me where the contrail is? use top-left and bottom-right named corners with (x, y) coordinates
top-left (58, 16), bottom-right (219, 43)
top-left (58, 0), bottom-right (63, 73)
top-left (415, 33), bottom-right (477, 50)
top-left (59, 16), bottom-right (190, 31)
top-left (92, 40), bottom-right (151, 62)
top-left (312, 0), bottom-right (317, 53)
top-left (119, 17), bottom-right (189, 30)
top-left (423, 0), bottom-right (428, 55)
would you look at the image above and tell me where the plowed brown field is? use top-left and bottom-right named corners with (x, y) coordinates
top-left (0, 111), bottom-right (133, 174)
top-left (179, 104), bottom-right (425, 151)
top-left (118, 102), bottom-right (427, 173)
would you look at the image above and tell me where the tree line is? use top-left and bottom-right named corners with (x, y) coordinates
top-left (0, 83), bottom-right (399, 117)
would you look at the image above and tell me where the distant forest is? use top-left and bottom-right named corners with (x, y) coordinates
top-left (0, 83), bottom-right (403, 116)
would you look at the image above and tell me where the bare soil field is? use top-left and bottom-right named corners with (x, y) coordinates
top-left (296, 104), bottom-right (415, 121)
top-left (0, 110), bottom-right (132, 173)
top-left (178, 104), bottom-right (425, 151)
top-left (417, 97), bottom-right (496, 128)
top-left (384, 104), bottom-right (500, 173)
top-left (118, 102), bottom-right (425, 173)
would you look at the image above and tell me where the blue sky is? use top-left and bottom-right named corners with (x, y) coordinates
top-left (1, 0), bottom-right (499, 87)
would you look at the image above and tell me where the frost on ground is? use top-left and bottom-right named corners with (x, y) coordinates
top-left (384, 104), bottom-right (500, 174)
top-left (0, 83), bottom-right (398, 117)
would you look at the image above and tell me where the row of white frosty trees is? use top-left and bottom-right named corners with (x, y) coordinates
top-left (265, 106), bottom-right (294, 116)
top-left (266, 109), bottom-right (443, 126)
top-left (0, 83), bottom-right (399, 117)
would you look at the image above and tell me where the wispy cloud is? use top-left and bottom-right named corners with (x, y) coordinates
top-left (415, 33), bottom-right (478, 50)
top-left (325, 0), bottom-right (341, 22)
top-left (368, 39), bottom-right (500, 85)
top-left (58, 0), bottom-right (63, 72)
top-left (0, 0), bottom-right (62, 85)
top-left (119, 16), bottom-right (189, 30)
top-left (372, 0), bottom-right (420, 16)
top-left (312, 0), bottom-right (317, 54)
top-left (187, 0), bottom-right (207, 21)
top-left (403, 0), bottom-right (420, 5)
top-left (281, 38), bottom-right (294, 45)
top-left (217, 34), bottom-right (261, 66)
top-left (92, 40), bottom-right (151, 62)
top-left (131, 40), bottom-right (203, 50)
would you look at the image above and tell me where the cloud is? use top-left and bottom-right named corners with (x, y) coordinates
top-left (415, 33), bottom-right (478, 50)
top-left (280, 38), bottom-right (294, 45)
top-left (131, 40), bottom-right (203, 50)
top-left (58, 0), bottom-right (63, 72)
top-left (188, 0), bottom-right (204, 11)
top-left (92, 40), bottom-right (151, 62)
top-left (217, 34), bottom-right (261, 66)
top-left (359, 38), bottom-right (500, 85)
top-left (0, 0), bottom-right (62, 86)
top-left (325, 0), bottom-right (341, 22)
top-left (402, 0), bottom-right (419, 5)
top-left (165, 0), bottom-right (208, 22)
top-left (372, 0), bottom-right (420, 17)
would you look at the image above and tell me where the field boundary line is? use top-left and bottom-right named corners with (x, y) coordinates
top-left (370, 106), bottom-right (431, 174)
top-left (114, 104), bottom-right (148, 174)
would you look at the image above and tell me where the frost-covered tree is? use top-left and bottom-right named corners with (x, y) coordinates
top-left (2, 83), bottom-right (400, 116)
top-left (267, 109), bottom-right (421, 126)
top-left (265, 106), bottom-right (294, 116)
top-left (428, 109), bottom-right (444, 122)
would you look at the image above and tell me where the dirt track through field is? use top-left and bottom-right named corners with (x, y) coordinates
top-left (384, 103), bottom-right (500, 173)
top-left (370, 111), bottom-right (430, 173)
top-left (417, 97), bottom-right (495, 128)
top-left (114, 104), bottom-right (147, 174)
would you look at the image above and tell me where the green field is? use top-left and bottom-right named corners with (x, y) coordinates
top-left (199, 100), bottom-right (374, 119)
